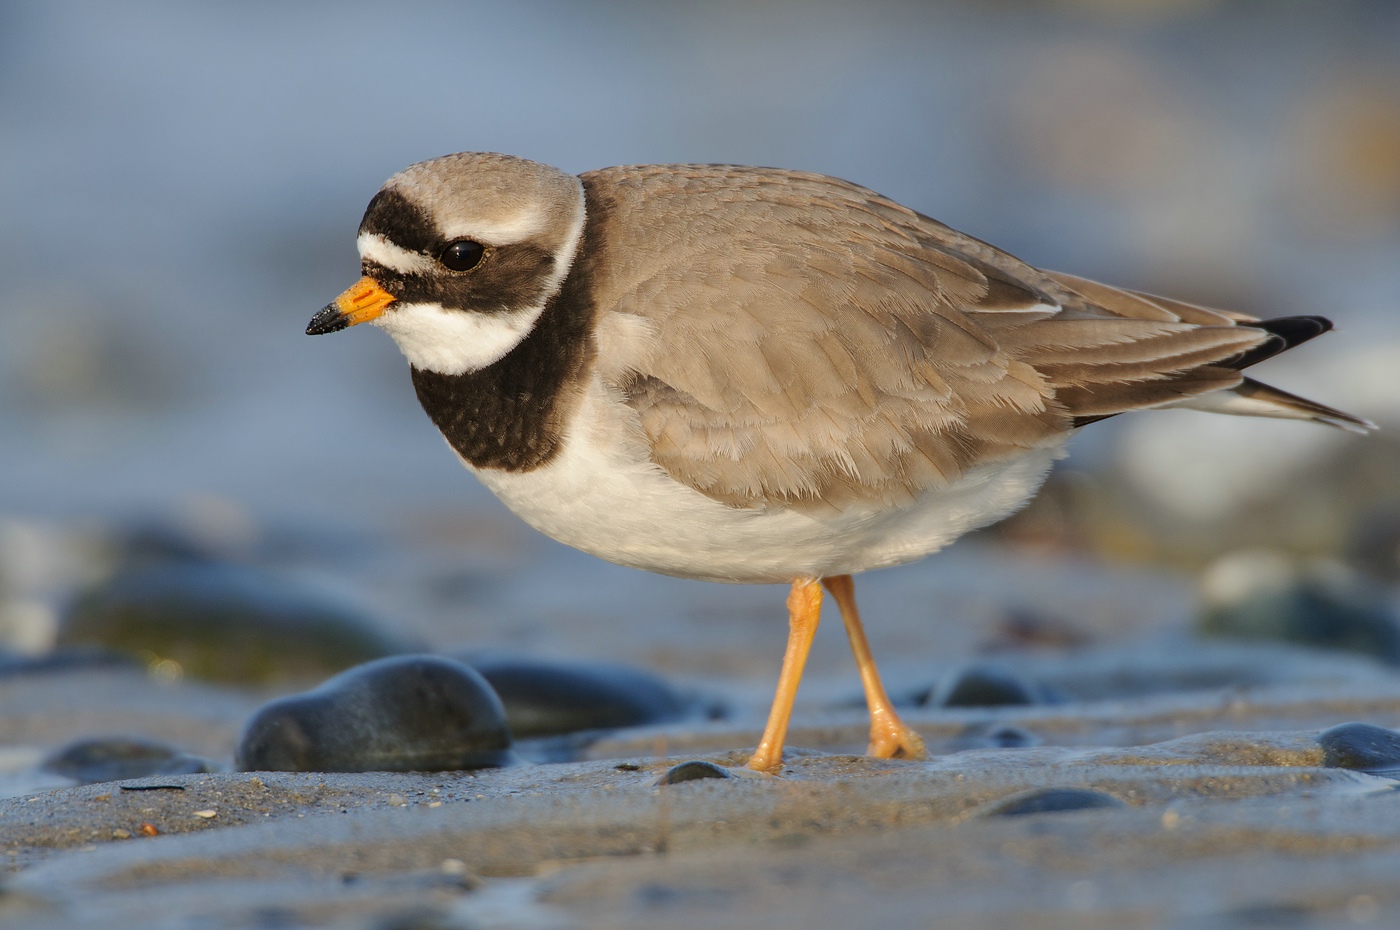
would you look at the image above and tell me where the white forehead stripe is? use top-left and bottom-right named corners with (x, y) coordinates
top-left (371, 302), bottom-right (547, 375)
top-left (357, 233), bottom-right (436, 275)
top-left (438, 209), bottom-right (549, 246)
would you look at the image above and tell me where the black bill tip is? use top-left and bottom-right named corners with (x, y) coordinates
top-left (306, 303), bottom-right (349, 336)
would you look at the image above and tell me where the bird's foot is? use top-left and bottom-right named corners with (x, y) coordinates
top-left (867, 714), bottom-right (928, 761)
top-left (746, 743), bottom-right (785, 775)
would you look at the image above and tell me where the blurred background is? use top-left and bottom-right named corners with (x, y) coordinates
top-left (1, 0), bottom-right (1398, 670)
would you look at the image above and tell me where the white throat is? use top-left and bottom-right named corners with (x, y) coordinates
top-left (372, 302), bottom-right (547, 375)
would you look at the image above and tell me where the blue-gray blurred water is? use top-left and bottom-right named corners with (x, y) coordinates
top-left (1, 0), bottom-right (1397, 576)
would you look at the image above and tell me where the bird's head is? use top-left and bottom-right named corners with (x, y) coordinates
top-left (307, 152), bottom-right (585, 375)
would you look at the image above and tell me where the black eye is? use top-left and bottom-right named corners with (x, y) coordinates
top-left (439, 239), bottom-right (486, 272)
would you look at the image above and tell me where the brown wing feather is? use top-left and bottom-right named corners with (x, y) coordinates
top-left (580, 165), bottom-right (1306, 511)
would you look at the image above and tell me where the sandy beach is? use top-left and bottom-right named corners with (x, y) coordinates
top-left (5, 537), bottom-right (1400, 929)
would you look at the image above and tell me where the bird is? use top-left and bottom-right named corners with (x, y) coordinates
top-left (307, 152), bottom-right (1374, 774)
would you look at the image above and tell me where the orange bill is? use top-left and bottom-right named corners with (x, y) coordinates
top-left (306, 276), bottom-right (397, 335)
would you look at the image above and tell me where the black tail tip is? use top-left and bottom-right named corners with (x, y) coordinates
top-left (1256, 315), bottom-right (1333, 348)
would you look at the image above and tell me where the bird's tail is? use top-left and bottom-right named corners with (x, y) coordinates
top-left (1163, 314), bottom-right (1375, 433)
top-left (1168, 376), bottom-right (1375, 433)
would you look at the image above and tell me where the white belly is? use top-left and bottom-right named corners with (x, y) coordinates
top-left (462, 391), bottom-right (1065, 584)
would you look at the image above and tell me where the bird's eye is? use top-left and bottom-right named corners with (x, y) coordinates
top-left (439, 239), bottom-right (486, 272)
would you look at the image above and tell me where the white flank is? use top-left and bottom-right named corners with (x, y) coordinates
top-left (461, 384), bottom-right (1067, 584)
top-left (356, 233), bottom-right (437, 275)
top-left (372, 302), bottom-right (545, 375)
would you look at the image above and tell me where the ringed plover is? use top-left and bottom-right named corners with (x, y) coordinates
top-left (307, 152), bottom-right (1373, 773)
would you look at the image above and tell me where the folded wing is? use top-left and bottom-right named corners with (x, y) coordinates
top-left (581, 165), bottom-right (1371, 513)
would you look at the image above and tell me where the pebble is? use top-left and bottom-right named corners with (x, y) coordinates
top-left (953, 723), bottom-right (1041, 750)
top-left (979, 609), bottom-right (1092, 653)
top-left (1199, 551), bottom-right (1400, 664)
top-left (1347, 505), bottom-right (1400, 582)
top-left (459, 655), bottom-right (695, 738)
top-left (40, 737), bottom-right (213, 785)
top-left (1317, 722), bottom-right (1400, 774)
top-left (374, 907), bottom-right (460, 930)
top-left (236, 655), bottom-right (514, 773)
top-left (980, 787), bottom-right (1126, 817)
top-left (657, 761), bottom-right (734, 785)
top-left (58, 561), bottom-right (415, 684)
top-left (922, 665), bottom-right (1051, 708)
top-left (0, 647), bottom-right (139, 678)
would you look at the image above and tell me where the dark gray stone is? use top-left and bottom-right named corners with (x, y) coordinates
top-left (59, 562), bottom-right (415, 684)
top-left (460, 655), bottom-right (693, 738)
top-left (0, 647), bottom-right (139, 677)
top-left (1200, 570), bottom-right (1400, 664)
top-left (954, 723), bottom-right (1041, 750)
top-left (41, 737), bottom-right (213, 784)
top-left (981, 787), bottom-right (1125, 817)
top-left (657, 760), bottom-right (734, 785)
top-left (924, 665), bottom-right (1051, 708)
top-left (236, 655), bottom-right (514, 773)
top-left (1318, 722), bottom-right (1400, 774)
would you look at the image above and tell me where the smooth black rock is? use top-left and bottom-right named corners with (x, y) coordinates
top-left (0, 647), bottom-right (139, 678)
top-left (41, 737), bottom-right (212, 784)
top-left (658, 760), bottom-right (734, 784)
top-left (375, 907), bottom-right (460, 930)
top-left (1318, 722), bottom-right (1400, 774)
top-left (58, 562), bottom-right (414, 684)
top-left (954, 723), bottom-right (1041, 750)
top-left (923, 665), bottom-right (1050, 708)
top-left (236, 655), bottom-right (513, 773)
top-left (1199, 558), bottom-right (1400, 664)
top-left (459, 655), bottom-right (693, 738)
top-left (983, 725), bottom-right (1038, 748)
top-left (1348, 504), bottom-right (1400, 583)
top-left (981, 787), bottom-right (1125, 817)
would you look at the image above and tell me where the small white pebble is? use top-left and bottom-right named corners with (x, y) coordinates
top-left (111, 829), bottom-right (131, 839)
top-left (440, 858), bottom-right (467, 875)
top-left (1065, 880), bottom-right (1098, 910)
top-left (1348, 894), bottom-right (1380, 924)
top-left (386, 794), bottom-right (408, 807)
top-left (1161, 810), bottom-right (1180, 830)
top-left (428, 801), bottom-right (443, 808)
top-left (193, 809), bottom-right (218, 819)
top-left (148, 658), bottom-right (184, 682)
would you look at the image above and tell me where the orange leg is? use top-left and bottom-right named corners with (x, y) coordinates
top-left (822, 575), bottom-right (928, 760)
top-left (747, 579), bottom-right (824, 774)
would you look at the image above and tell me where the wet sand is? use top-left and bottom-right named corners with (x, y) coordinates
top-left (3, 540), bottom-right (1400, 929)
